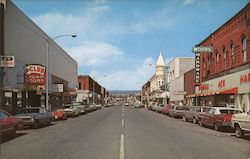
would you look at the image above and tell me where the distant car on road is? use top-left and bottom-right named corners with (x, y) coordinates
top-left (231, 112), bottom-right (250, 138)
top-left (15, 107), bottom-right (52, 128)
top-left (169, 105), bottom-right (188, 118)
top-left (199, 107), bottom-right (242, 131)
top-left (183, 106), bottom-right (210, 124)
top-left (52, 109), bottom-right (67, 120)
top-left (124, 103), bottom-right (129, 106)
top-left (162, 104), bottom-right (174, 115)
top-left (63, 104), bottom-right (81, 117)
top-left (0, 110), bottom-right (22, 138)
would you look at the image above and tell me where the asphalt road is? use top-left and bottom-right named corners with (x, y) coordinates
top-left (1, 105), bottom-right (249, 159)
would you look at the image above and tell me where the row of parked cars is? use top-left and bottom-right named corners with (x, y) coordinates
top-left (148, 103), bottom-right (250, 138)
top-left (0, 102), bottom-right (108, 140)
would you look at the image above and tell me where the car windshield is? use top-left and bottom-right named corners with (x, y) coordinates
top-left (1, 1), bottom-right (249, 159)
top-left (176, 107), bottom-right (187, 110)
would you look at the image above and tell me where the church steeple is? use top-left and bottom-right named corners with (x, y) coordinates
top-left (156, 49), bottom-right (166, 67)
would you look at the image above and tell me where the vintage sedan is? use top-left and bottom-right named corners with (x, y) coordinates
top-left (199, 107), bottom-right (242, 131)
top-left (15, 107), bottom-right (52, 128)
top-left (71, 102), bottom-right (87, 114)
top-left (63, 104), bottom-right (81, 117)
top-left (52, 109), bottom-right (67, 120)
top-left (0, 110), bottom-right (23, 137)
top-left (183, 106), bottom-right (210, 124)
top-left (232, 112), bottom-right (250, 138)
top-left (169, 105), bottom-right (188, 118)
top-left (162, 104), bottom-right (174, 115)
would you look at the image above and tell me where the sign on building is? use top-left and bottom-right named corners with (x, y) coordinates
top-left (52, 84), bottom-right (63, 93)
top-left (24, 64), bottom-right (46, 91)
top-left (0, 55), bottom-right (15, 67)
top-left (195, 52), bottom-right (201, 84)
top-left (192, 46), bottom-right (213, 53)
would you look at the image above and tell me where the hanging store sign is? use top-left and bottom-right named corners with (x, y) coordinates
top-left (192, 46), bottom-right (213, 53)
top-left (0, 55), bottom-right (15, 67)
top-left (194, 52), bottom-right (201, 84)
top-left (24, 64), bottom-right (46, 85)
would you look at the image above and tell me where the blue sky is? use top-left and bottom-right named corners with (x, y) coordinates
top-left (13, 0), bottom-right (248, 90)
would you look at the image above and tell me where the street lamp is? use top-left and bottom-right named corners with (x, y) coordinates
top-left (46, 34), bottom-right (76, 111)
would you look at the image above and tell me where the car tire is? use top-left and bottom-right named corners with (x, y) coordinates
top-left (182, 116), bottom-right (186, 122)
top-left (199, 121), bottom-right (203, 127)
top-left (214, 123), bottom-right (219, 131)
top-left (193, 118), bottom-right (197, 124)
top-left (34, 120), bottom-right (40, 128)
top-left (235, 125), bottom-right (244, 138)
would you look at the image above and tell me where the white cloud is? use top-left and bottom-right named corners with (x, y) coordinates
top-left (91, 57), bottom-right (155, 90)
top-left (183, 0), bottom-right (195, 5)
top-left (64, 41), bottom-right (123, 66)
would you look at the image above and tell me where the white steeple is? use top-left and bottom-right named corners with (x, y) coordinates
top-left (156, 49), bottom-right (166, 67)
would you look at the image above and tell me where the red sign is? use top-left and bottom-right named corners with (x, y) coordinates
top-left (199, 84), bottom-right (209, 91)
top-left (240, 73), bottom-right (250, 84)
top-left (218, 79), bottom-right (225, 88)
top-left (24, 65), bottom-right (46, 85)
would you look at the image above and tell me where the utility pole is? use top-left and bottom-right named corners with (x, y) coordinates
top-left (0, 2), bottom-right (5, 109)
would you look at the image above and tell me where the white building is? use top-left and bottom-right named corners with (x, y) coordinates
top-left (169, 57), bottom-right (194, 104)
top-left (150, 50), bottom-right (168, 103)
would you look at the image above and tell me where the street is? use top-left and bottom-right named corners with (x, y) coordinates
top-left (1, 105), bottom-right (249, 159)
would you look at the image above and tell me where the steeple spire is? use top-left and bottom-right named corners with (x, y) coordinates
top-left (156, 49), bottom-right (166, 67)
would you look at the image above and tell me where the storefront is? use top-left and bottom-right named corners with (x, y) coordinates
top-left (193, 68), bottom-right (250, 112)
top-left (1, 0), bottom-right (78, 114)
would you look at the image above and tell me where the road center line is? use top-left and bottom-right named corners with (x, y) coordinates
top-left (119, 134), bottom-right (125, 159)
top-left (122, 119), bottom-right (124, 126)
top-left (122, 113), bottom-right (124, 117)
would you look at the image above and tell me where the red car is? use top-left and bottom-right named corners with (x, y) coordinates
top-left (52, 109), bottom-right (67, 120)
top-left (199, 107), bottom-right (242, 131)
top-left (0, 110), bottom-right (23, 138)
top-left (162, 104), bottom-right (174, 115)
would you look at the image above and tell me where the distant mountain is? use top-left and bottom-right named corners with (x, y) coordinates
top-left (110, 90), bottom-right (141, 96)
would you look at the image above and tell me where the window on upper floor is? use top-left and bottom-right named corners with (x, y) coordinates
top-left (216, 51), bottom-right (219, 63)
top-left (223, 46), bottom-right (226, 68)
top-left (242, 36), bottom-right (247, 62)
top-left (78, 83), bottom-right (82, 89)
top-left (230, 42), bottom-right (234, 64)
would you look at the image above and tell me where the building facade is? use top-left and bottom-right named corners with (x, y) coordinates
top-left (194, 3), bottom-right (250, 112)
top-left (184, 69), bottom-right (195, 106)
top-left (141, 81), bottom-right (150, 105)
top-left (169, 57), bottom-right (194, 104)
top-left (0, 0), bottom-right (78, 114)
top-left (149, 51), bottom-right (168, 104)
top-left (77, 75), bottom-right (108, 105)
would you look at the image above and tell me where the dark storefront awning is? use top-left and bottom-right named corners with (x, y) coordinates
top-left (186, 87), bottom-right (238, 98)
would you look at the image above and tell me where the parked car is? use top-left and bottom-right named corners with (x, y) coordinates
top-left (162, 104), bottom-right (174, 115)
top-left (147, 102), bottom-right (156, 110)
top-left (0, 110), bottom-right (23, 138)
top-left (124, 102), bottom-right (129, 106)
top-left (199, 107), bottom-right (242, 131)
top-left (169, 105), bottom-right (188, 118)
top-left (134, 101), bottom-right (144, 108)
top-left (71, 102), bottom-right (87, 114)
top-left (63, 104), bottom-right (81, 117)
top-left (15, 107), bottom-right (52, 128)
top-left (154, 104), bottom-right (164, 113)
top-left (231, 112), bottom-right (250, 138)
top-left (183, 106), bottom-right (210, 124)
top-left (52, 109), bottom-right (67, 120)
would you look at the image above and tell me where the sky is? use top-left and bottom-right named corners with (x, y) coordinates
top-left (12, 0), bottom-right (249, 90)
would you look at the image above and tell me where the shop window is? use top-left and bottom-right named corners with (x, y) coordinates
top-left (216, 52), bottom-right (219, 63)
top-left (242, 36), bottom-right (247, 62)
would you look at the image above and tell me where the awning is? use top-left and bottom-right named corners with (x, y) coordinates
top-left (186, 87), bottom-right (238, 98)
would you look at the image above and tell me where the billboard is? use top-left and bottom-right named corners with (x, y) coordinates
top-left (24, 64), bottom-right (46, 91)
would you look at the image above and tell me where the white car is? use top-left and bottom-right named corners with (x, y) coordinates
top-left (63, 104), bottom-right (81, 117)
top-left (232, 112), bottom-right (250, 138)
